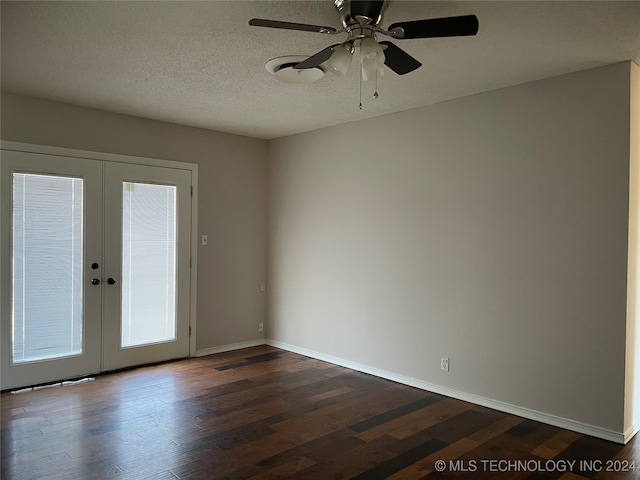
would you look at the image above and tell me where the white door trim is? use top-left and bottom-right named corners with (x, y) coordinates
top-left (1, 141), bottom-right (199, 359)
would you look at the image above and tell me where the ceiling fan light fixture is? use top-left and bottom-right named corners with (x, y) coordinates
top-left (361, 65), bottom-right (384, 82)
top-left (325, 44), bottom-right (352, 75)
top-left (361, 50), bottom-right (385, 71)
top-left (360, 37), bottom-right (380, 60)
top-left (360, 37), bottom-right (385, 76)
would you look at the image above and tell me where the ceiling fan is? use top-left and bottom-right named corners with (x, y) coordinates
top-left (249, 0), bottom-right (479, 79)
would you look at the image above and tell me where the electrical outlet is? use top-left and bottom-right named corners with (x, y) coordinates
top-left (441, 357), bottom-right (450, 372)
top-left (258, 322), bottom-right (264, 332)
top-left (259, 281), bottom-right (266, 292)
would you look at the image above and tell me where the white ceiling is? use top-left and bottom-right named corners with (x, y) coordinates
top-left (2, 1), bottom-right (640, 140)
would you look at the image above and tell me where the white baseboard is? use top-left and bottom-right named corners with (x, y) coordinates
top-left (266, 339), bottom-right (627, 444)
top-left (624, 421), bottom-right (640, 444)
top-left (195, 339), bottom-right (267, 357)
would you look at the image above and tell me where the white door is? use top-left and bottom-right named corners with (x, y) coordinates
top-left (1, 150), bottom-right (192, 389)
top-left (1, 151), bottom-right (103, 389)
top-left (102, 162), bottom-right (191, 371)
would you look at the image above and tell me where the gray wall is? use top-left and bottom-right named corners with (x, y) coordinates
top-left (1, 92), bottom-right (269, 351)
top-left (268, 63), bottom-right (632, 433)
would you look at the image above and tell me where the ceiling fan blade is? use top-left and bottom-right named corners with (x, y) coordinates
top-left (379, 41), bottom-right (422, 75)
top-left (294, 45), bottom-right (341, 69)
top-left (249, 18), bottom-right (337, 34)
top-left (388, 15), bottom-right (479, 39)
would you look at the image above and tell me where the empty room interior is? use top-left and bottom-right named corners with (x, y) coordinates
top-left (2, 1), bottom-right (640, 479)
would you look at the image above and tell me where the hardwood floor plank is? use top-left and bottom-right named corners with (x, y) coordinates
top-left (231, 426), bottom-right (363, 479)
top-left (247, 456), bottom-right (316, 479)
top-left (215, 351), bottom-right (285, 371)
top-left (311, 385), bottom-right (354, 400)
top-left (386, 437), bottom-right (481, 480)
top-left (531, 429), bottom-right (583, 460)
top-left (350, 394), bottom-right (443, 433)
top-left (558, 474), bottom-right (591, 480)
top-left (467, 415), bottom-right (525, 444)
top-left (351, 438), bottom-right (449, 479)
top-left (592, 440), bottom-right (640, 480)
top-left (384, 399), bottom-right (474, 441)
top-left (285, 433), bottom-right (404, 479)
top-left (547, 434), bottom-right (632, 479)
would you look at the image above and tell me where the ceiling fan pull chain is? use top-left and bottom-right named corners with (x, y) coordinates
top-left (359, 66), bottom-right (363, 109)
top-left (374, 70), bottom-right (379, 99)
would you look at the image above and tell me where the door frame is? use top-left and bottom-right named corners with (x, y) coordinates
top-left (0, 140), bottom-right (199, 372)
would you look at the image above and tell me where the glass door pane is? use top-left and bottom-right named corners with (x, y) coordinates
top-left (12, 173), bottom-right (84, 363)
top-left (121, 182), bottom-right (177, 347)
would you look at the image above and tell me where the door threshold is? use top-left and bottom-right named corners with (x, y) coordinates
top-left (6, 376), bottom-right (95, 394)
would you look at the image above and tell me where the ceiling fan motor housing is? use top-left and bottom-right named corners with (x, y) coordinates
top-left (334, 0), bottom-right (390, 28)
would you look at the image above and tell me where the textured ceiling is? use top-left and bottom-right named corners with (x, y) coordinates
top-left (2, 1), bottom-right (640, 140)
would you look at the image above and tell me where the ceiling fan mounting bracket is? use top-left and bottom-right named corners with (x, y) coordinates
top-left (344, 26), bottom-right (376, 43)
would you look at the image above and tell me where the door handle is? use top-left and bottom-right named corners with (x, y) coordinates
top-left (107, 277), bottom-right (116, 285)
top-left (91, 278), bottom-right (101, 285)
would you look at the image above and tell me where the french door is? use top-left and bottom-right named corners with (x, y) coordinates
top-left (1, 149), bottom-right (192, 389)
top-left (102, 162), bottom-right (191, 371)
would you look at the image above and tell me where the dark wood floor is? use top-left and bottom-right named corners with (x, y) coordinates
top-left (2, 346), bottom-right (639, 479)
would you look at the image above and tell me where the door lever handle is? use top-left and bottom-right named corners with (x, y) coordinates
top-left (91, 278), bottom-right (101, 285)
